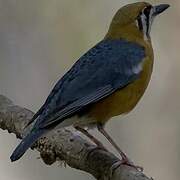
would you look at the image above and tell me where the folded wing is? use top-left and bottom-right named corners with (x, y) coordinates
top-left (33, 39), bottom-right (145, 129)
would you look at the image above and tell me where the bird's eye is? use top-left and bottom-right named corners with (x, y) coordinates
top-left (143, 6), bottom-right (152, 17)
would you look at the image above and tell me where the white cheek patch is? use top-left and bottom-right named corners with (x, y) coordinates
top-left (147, 8), bottom-right (155, 37)
top-left (141, 14), bottom-right (148, 41)
top-left (136, 7), bottom-right (155, 41)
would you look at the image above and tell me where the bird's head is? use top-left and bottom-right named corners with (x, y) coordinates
top-left (105, 2), bottom-right (170, 42)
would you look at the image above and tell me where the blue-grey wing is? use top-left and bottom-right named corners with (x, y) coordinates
top-left (33, 39), bottom-right (145, 128)
top-left (40, 85), bottom-right (115, 127)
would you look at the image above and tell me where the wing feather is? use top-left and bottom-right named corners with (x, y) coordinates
top-left (32, 39), bottom-right (145, 129)
top-left (41, 85), bottom-right (114, 127)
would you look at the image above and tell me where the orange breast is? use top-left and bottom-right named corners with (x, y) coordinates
top-left (88, 56), bottom-right (153, 124)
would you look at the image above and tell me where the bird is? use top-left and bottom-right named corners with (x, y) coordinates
top-left (10, 2), bottom-right (170, 168)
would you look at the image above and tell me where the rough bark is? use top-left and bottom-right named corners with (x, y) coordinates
top-left (0, 95), bottom-right (153, 180)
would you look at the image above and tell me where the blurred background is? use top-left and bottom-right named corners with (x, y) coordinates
top-left (0, 0), bottom-right (179, 180)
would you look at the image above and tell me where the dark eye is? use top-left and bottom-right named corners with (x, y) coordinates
top-left (143, 6), bottom-right (152, 17)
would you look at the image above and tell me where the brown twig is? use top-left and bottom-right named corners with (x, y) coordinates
top-left (0, 95), bottom-right (152, 180)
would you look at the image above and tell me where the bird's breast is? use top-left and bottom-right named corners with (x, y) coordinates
top-left (88, 56), bottom-right (153, 124)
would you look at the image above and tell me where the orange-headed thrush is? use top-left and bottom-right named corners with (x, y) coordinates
top-left (10, 2), bottom-right (170, 167)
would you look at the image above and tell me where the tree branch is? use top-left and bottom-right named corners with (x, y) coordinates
top-left (0, 95), bottom-right (153, 180)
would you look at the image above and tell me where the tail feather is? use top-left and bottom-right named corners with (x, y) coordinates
top-left (10, 129), bottom-right (46, 162)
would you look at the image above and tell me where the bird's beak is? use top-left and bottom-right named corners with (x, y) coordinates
top-left (153, 4), bottom-right (170, 16)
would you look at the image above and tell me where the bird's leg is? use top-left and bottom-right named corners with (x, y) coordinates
top-left (97, 124), bottom-right (128, 160)
top-left (74, 126), bottom-right (107, 151)
top-left (97, 124), bottom-right (143, 171)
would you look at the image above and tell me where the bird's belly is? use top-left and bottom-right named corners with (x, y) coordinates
top-left (88, 58), bottom-right (153, 123)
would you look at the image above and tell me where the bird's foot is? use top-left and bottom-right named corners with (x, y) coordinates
top-left (74, 126), bottom-right (107, 151)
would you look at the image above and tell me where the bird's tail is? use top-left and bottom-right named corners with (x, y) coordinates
top-left (10, 129), bottom-right (46, 162)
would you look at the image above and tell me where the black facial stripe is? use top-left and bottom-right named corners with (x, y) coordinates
top-left (143, 6), bottom-right (152, 17)
top-left (143, 6), bottom-right (152, 35)
top-left (136, 5), bottom-right (153, 38)
top-left (137, 16), bottom-right (143, 31)
top-left (146, 14), bottom-right (150, 36)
